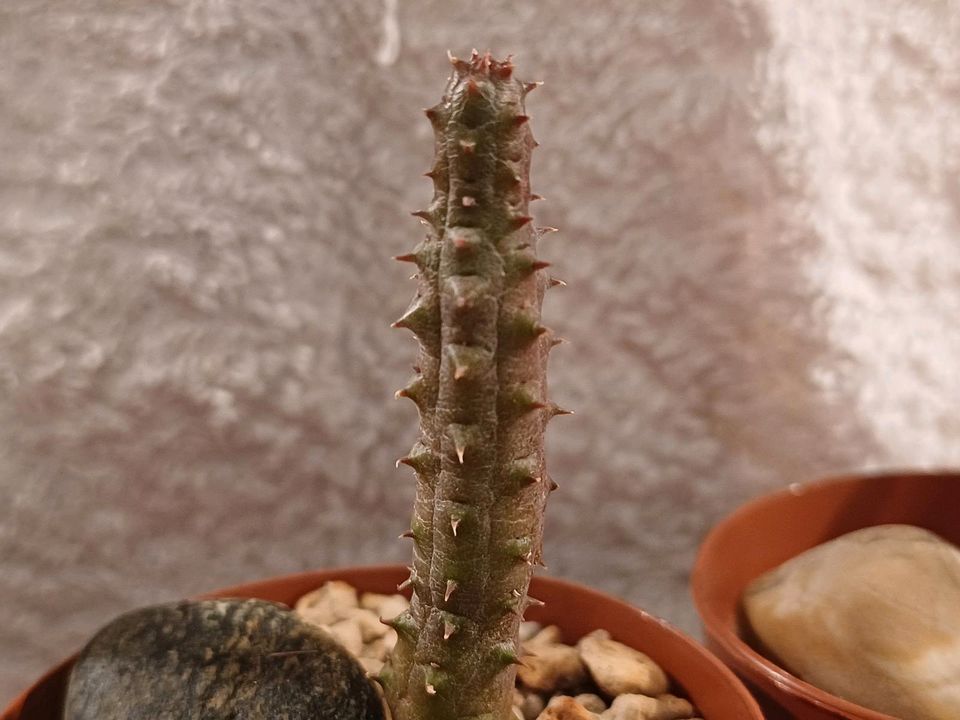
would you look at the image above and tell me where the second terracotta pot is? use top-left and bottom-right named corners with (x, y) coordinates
top-left (692, 471), bottom-right (960, 720)
top-left (3, 565), bottom-right (762, 720)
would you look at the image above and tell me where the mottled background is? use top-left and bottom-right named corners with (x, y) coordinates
top-left (2, 0), bottom-right (959, 704)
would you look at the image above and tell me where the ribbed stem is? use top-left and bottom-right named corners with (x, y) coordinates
top-left (383, 52), bottom-right (558, 720)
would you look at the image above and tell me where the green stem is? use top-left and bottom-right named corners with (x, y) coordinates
top-left (382, 51), bottom-right (561, 720)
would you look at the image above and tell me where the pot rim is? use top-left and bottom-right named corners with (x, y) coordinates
top-left (5, 564), bottom-right (762, 719)
top-left (691, 470), bottom-right (960, 720)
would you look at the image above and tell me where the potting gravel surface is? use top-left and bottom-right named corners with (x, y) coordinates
top-left (295, 581), bottom-right (704, 720)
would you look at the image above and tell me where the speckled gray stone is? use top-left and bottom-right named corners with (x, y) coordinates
top-left (64, 599), bottom-right (385, 720)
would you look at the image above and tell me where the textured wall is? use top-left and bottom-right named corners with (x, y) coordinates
top-left (3, 0), bottom-right (960, 703)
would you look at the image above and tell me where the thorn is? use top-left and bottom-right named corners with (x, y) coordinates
top-left (510, 215), bottom-right (534, 230)
top-left (550, 335), bottom-right (568, 347)
top-left (447, 49), bottom-right (458, 65)
top-left (450, 517), bottom-right (460, 536)
top-left (396, 443), bottom-right (436, 474)
top-left (423, 107), bottom-right (442, 129)
top-left (459, 139), bottom-right (476, 154)
top-left (523, 81), bottom-right (543, 95)
top-left (425, 683), bottom-right (437, 696)
top-left (525, 596), bottom-right (546, 609)
top-left (538, 226), bottom-right (559, 236)
top-left (380, 611), bottom-right (417, 639)
top-left (423, 168), bottom-right (439, 179)
top-left (454, 364), bottom-right (467, 380)
top-left (530, 193), bottom-right (544, 201)
top-left (502, 383), bottom-right (546, 416)
top-left (533, 476), bottom-right (542, 484)
top-left (491, 642), bottom-right (523, 668)
top-left (548, 277), bottom-right (567, 289)
top-left (450, 425), bottom-right (472, 464)
top-left (532, 260), bottom-right (551, 271)
top-left (397, 576), bottom-right (412, 591)
top-left (549, 478), bottom-right (559, 492)
top-left (514, 114), bottom-right (531, 126)
top-left (443, 620), bottom-right (456, 640)
top-left (411, 209), bottom-right (433, 221)
top-left (444, 579), bottom-right (458, 602)
top-left (511, 588), bottom-right (522, 598)
top-left (391, 296), bottom-right (435, 338)
top-left (461, 196), bottom-right (476, 207)
top-left (399, 530), bottom-right (415, 539)
top-left (504, 536), bottom-right (534, 563)
top-left (394, 374), bottom-right (424, 404)
top-left (549, 403), bottom-right (574, 417)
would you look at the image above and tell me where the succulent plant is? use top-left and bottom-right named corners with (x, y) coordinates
top-left (380, 51), bottom-right (566, 720)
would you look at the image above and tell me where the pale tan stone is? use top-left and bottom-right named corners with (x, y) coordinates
top-left (295, 581), bottom-right (358, 625)
top-left (600, 693), bottom-right (694, 720)
top-left (518, 643), bottom-right (588, 693)
top-left (536, 695), bottom-right (599, 720)
top-left (362, 636), bottom-right (391, 660)
top-left (325, 617), bottom-right (364, 657)
top-left (348, 607), bottom-right (391, 643)
top-left (360, 592), bottom-right (408, 622)
top-left (519, 692), bottom-right (547, 720)
top-left (743, 524), bottom-right (960, 720)
top-left (653, 695), bottom-right (694, 719)
top-left (524, 624), bottom-right (563, 648)
top-left (577, 630), bottom-right (668, 697)
top-left (520, 621), bottom-right (544, 642)
top-left (575, 693), bottom-right (607, 713)
top-left (358, 655), bottom-right (384, 677)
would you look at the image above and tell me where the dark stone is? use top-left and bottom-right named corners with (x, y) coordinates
top-left (64, 598), bottom-right (385, 720)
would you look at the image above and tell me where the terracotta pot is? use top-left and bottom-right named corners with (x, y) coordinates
top-left (4, 564), bottom-right (761, 720)
top-left (691, 471), bottom-right (960, 720)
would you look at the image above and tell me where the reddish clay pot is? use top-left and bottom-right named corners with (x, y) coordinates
top-left (4, 565), bottom-right (761, 720)
top-left (692, 471), bottom-right (960, 720)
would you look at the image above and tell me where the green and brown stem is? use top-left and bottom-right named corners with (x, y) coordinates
top-left (381, 52), bottom-right (564, 720)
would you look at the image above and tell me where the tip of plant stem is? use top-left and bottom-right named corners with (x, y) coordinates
top-left (446, 49), bottom-right (518, 80)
